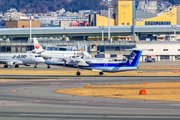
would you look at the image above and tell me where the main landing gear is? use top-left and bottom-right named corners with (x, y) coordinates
top-left (34, 63), bottom-right (37, 68)
top-left (15, 64), bottom-right (19, 68)
top-left (47, 65), bottom-right (50, 69)
top-left (4, 64), bottom-right (8, 68)
top-left (76, 67), bottom-right (81, 76)
top-left (99, 72), bottom-right (104, 75)
top-left (76, 70), bottom-right (104, 76)
top-left (76, 71), bottom-right (81, 76)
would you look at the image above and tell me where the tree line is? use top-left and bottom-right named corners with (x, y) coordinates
top-left (0, 0), bottom-right (107, 13)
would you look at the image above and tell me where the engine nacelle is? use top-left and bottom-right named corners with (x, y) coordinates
top-left (7, 62), bottom-right (14, 66)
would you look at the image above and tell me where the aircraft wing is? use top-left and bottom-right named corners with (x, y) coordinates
top-left (65, 58), bottom-right (90, 66)
top-left (0, 60), bottom-right (23, 65)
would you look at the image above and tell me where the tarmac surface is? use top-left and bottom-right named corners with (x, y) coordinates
top-left (0, 61), bottom-right (180, 72)
top-left (1, 76), bottom-right (180, 120)
top-left (1, 61), bottom-right (180, 119)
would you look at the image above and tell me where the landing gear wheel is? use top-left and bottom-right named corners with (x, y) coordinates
top-left (4, 65), bottom-right (8, 68)
top-left (99, 72), bottom-right (103, 75)
top-left (47, 65), bottom-right (50, 69)
top-left (34, 65), bottom-right (37, 68)
top-left (15, 64), bottom-right (19, 68)
top-left (76, 71), bottom-right (81, 76)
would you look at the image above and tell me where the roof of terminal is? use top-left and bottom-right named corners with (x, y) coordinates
top-left (136, 10), bottom-right (157, 20)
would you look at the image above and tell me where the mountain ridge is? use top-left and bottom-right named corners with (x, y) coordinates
top-left (0, 0), bottom-right (178, 13)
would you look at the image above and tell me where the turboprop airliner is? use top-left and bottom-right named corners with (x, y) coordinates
top-left (32, 38), bottom-right (92, 68)
top-left (44, 48), bottom-right (146, 76)
top-left (0, 53), bottom-right (45, 68)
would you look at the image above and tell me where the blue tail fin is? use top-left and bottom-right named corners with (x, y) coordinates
top-left (125, 50), bottom-right (142, 67)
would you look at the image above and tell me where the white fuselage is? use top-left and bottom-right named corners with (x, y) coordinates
top-left (0, 53), bottom-right (45, 65)
top-left (40, 51), bottom-right (92, 59)
top-left (44, 57), bottom-right (136, 72)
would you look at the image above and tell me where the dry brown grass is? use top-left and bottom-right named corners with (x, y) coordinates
top-left (138, 66), bottom-right (180, 69)
top-left (0, 70), bottom-right (180, 76)
top-left (55, 82), bottom-right (180, 102)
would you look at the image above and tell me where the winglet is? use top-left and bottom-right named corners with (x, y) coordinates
top-left (33, 38), bottom-right (44, 54)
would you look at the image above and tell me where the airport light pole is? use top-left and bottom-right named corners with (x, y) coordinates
top-left (103, 0), bottom-right (112, 42)
top-left (99, 25), bottom-right (104, 41)
top-left (30, 15), bottom-right (32, 41)
top-left (171, 25), bottom-right (177, 41)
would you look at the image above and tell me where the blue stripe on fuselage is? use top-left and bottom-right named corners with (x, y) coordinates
top-left (88, 63), bottom-right (126, 67)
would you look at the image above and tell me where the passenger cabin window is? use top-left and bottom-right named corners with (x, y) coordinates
top-left (163, 49), bottom-right (168, 51)
top-left (123, 59), bottom-right (127, 61)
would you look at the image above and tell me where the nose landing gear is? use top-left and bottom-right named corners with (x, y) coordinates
top-left (4, 64), bottom-right (8, 68)
top-left (34, 63), bottom-right (37, 68)
top-left (47, 65), bottom-right (50, 69)
top-left (15, 64), bottom-right (19, 68)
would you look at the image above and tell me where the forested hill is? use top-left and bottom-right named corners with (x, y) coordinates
top-left (0, 0), bottom-right (179, 13)
top-left (0, 0), bottom-right (106, 13)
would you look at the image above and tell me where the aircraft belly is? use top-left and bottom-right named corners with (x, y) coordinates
top-left (80, 66), bottom-right (104, 71)
top-left (103, 67), bottom-right (137, 72)
top-left (117, 67), bottom-right (137, 71)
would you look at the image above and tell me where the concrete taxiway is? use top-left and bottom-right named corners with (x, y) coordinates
top-left (1, 76), bottom-right (180, 120)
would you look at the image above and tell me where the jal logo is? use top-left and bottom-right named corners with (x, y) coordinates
top-left (35, 43), bottom-right (40, 50)
top-left (129, 52), bottom-right (137, 65)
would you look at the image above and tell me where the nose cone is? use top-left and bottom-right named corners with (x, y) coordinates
top-left (37, 57), bottom-right (45, 63)
top-left (40, 57), bottom-right (45, 63)
top-left (44, 59), bottom-right (51, 64)
top-left (41, 52), bottom-right (50, 58)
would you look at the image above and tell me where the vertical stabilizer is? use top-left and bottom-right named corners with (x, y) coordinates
top-left (33, 38), bottom-right (44, 54)
top-left (125, 50), bottom-right (142, 67)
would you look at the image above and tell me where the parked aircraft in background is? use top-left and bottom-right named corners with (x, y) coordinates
top-left (44, 48), bottom-right (146, 76)
top-left (0, 53), bottom-right (45, 68)
top-left (32, 38), bottom-right (92, 68)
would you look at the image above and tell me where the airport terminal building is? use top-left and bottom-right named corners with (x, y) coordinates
top-left (91, 1), bottom-right (179, 27)
top-left (1, 40), bottom-right (180, 61)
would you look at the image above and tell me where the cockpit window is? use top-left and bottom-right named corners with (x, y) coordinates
top-left (35, 55), bottom-right (42, 57)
